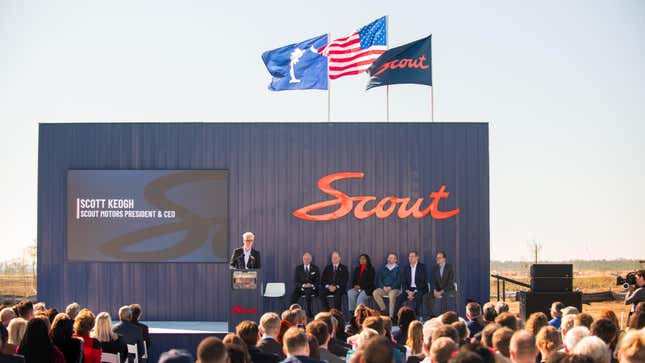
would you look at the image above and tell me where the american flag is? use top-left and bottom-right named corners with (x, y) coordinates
top-left (318, 16), bottom-right (387, 80)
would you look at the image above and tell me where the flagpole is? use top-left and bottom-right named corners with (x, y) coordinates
top-left (327, 32), bottom-right (331, 122)
top-left (386, 15), bottom-right (390, 123)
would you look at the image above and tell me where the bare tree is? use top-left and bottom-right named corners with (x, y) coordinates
top-left (528, 240), bottom-right (543, 264)
top-left (28, 239), bottom-right (37, 295)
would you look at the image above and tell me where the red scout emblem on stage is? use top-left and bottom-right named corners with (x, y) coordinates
top-left (229, 304), bottom-right (258, 314)
top-left (292, 172), bottom-right (460, 221)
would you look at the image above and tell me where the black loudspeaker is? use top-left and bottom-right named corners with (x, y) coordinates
top-left (517, 291), bottom-right (582, 321)
top-left (530, 264), bottom-right (573, 278)
top-left (531, 277), bottom-right (573, 292)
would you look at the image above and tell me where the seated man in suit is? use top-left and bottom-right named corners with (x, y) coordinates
top-left (394, 251), bottom-right (428, 320)
top-left (258, 313), bottom-right (284, 359)
top-left (424, 250), bottom-right (455, 317)
top-left (112, 305), bottom-right (145, 360)
top-left (289, 252), bottom-right (320, 318)
top-left (236, 320), bottom-right (280, 363)
top-left (319, 251), bottom-right (349, 311)
top-left (229, 231), bottom-right (261, 269)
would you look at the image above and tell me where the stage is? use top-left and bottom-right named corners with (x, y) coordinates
top-left (37, 122), bottom-right (490, 359)
top-left (146, 321), bottom-right (228, 361)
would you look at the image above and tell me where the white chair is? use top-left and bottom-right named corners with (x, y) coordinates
top-left (127, 344), bottom-right (139, 363)
top-left (264, 282), bottom-right (286, 297)
top-left (142, 342), bottom-right (148, 360)
top-left (101, 352), bottom-right (120, 363)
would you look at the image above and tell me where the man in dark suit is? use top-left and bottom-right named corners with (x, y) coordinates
top-left (237, 320), bottom-right (280, 363)
top-left (306, 320), bottom-right (343, 363)
top-left (112, 305), bottom-right (145, 360)
top-left (394, 251), bottom-right (428, 319)
top-left (129, 304), bottom-right (150, 353)
top-left (289, 252), bottom-right (320, 318)
top-left (279, 327), bottom-right (325, 363)
top-left (319, 251), bottom-right (348, 311)
top-left (313, 312), bottom-right (350, 358)
top-left (229, 231), bottom-right (261, 269)
top-left (258, 312), bottom-right (285, 359)
top-left (425, 250), bottom-right (455, 317)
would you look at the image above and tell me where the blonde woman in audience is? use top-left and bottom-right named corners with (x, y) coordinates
top-left (536, 326), bottom-right (561, 363)
top-left (405, 320), bottom-right (424, 359)
top-left (92, 312), bottom-right (127, 362)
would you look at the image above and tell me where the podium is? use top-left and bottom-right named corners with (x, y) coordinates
top-left (229, 269), bottom-right (262, 331)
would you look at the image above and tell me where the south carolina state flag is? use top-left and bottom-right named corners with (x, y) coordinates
top-left (366, 35), bottom-right (432, 90)
top-left (261, 34), bottom-right (328, 91)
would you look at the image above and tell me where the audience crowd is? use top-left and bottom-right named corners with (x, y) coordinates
top-left (1, 296), bottom-right (643, 363)
top-left (0, 300), bottom-right (150, 363)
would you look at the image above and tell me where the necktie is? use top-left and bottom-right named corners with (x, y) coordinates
top-left (306, 266), bottom-right (309, 274)
top-left (333, 265), bottom-right (337, 281)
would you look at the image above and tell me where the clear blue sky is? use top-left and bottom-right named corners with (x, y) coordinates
top-left (1, 0), bottom-right (643, 261)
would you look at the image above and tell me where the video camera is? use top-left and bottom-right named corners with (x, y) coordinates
top-left (616, 272), bottom-right (637, 289)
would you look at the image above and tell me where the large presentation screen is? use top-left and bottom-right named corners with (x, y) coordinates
top-left (67, 170), bottom-right (228, 262)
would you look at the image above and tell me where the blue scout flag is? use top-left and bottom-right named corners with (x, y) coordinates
top-left (261, 34), bottom-right (328, 91)
top-left (366, 35), bottom-right (432, 90)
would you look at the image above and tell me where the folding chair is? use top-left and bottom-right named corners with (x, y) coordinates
top-left (127, 344), bottom-right (139, 363)
top-left (264, 282), bottom-right (286, 297)
top-left (101, 352), bottom-right (120, 363)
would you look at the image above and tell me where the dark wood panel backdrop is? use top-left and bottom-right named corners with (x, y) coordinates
top-left (38, 122), bottom-right (489, 321)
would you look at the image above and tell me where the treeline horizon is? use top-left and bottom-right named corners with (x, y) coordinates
top-left (491, 258), bottom-right (643, 272)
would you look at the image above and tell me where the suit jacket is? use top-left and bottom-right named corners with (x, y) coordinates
top-left (229, 247), bottom-right (261, 269)
top-left (401, 263), bottom-right (429, 294)
top-left (320, 264), bottom-right (349, 291)
top-left (294, 264), bottom-right (320, 290)
top-left (100, 336), bottom-right (128, 363)
top-left (319, 348), bottom-right (344, 363)
top-left (257, 337), bottom-right (285, 359)
top-left (112, 321), bottom-right (144, 358)
top-left (351, 265), bottom-right (376, 295)
top-left (249, 346), bottom-right (280, 363)
top-left (132, 321), bottom-right (150, 349)
top-left (432, 263), bottom-right (455, 292)
top-left (327, 338), bottom-right (350, 358)
top-left (0, 354), bottom-right (25, 363)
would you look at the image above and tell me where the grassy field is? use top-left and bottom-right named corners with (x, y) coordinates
top-left (489, 271), bottom-right (626, 294)
top-left (0, 274), bottom-right (36, 299)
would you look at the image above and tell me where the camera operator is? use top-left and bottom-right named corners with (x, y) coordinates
top-left (625, 270), bottom-right (645, 316)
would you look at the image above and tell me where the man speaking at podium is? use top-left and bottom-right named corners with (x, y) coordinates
top-left (230, 232), bottom-right (261, 269)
